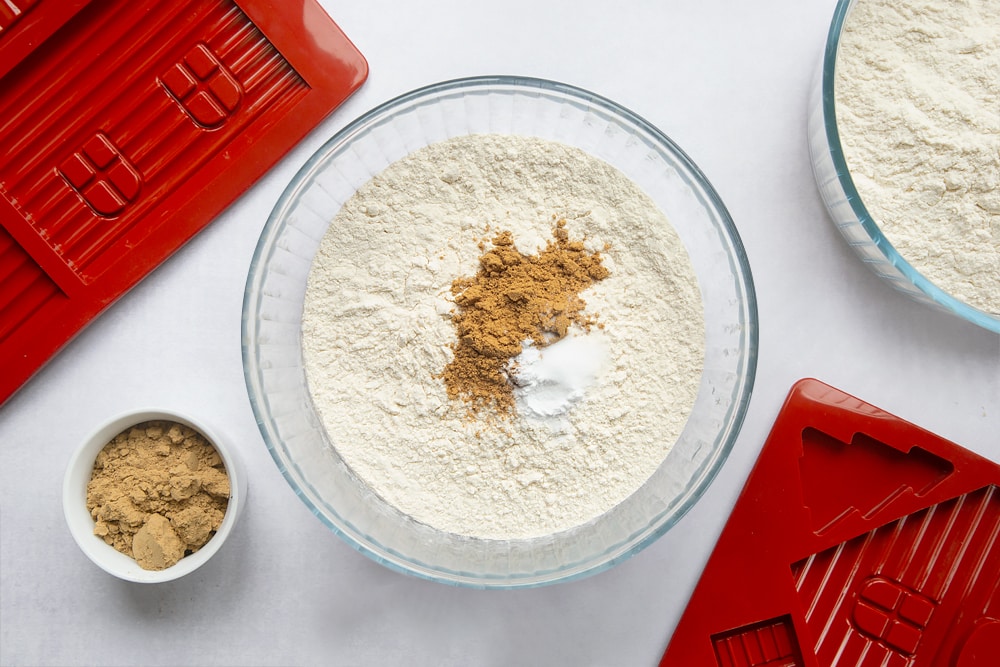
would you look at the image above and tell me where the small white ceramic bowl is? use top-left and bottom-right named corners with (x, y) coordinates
top-left (63, 409), bottom-right (247, 583)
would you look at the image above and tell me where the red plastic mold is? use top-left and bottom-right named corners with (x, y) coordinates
top-left (661, 379), bottom-right (999, 667)
top-left (0, 0), bottom-right (367, 406)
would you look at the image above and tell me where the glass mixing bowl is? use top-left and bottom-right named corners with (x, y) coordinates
top-left (808, 0), bottom-right (1000, 334)
top-left (242, 76), bottom-right (757, 588)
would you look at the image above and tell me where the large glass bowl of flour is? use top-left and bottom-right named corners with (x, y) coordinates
top-left (809, 0), bottom-right (1000, 333)
top-left (243, 76), bottom-right (757, 588)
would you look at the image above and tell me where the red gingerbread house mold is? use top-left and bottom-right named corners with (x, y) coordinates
top-left (662, 378), bottom-right (1000, 667)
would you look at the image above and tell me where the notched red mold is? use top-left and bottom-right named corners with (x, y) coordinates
top-left (662, 379), bottom-right (1000, 667)
top-left (0, 0), bottom-right (368, 405)
top-left (799, 428), bottom-right (953, 534)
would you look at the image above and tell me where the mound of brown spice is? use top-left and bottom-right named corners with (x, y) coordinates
top-left (86, 420), bottom-right (230, 571)
top-left (441, 219), bottom-right (609, 417)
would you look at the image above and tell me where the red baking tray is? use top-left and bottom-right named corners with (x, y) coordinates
top-left (0, 0), bottom-right (367, 406)
top-left (661, 379), bottom-right (999, 667)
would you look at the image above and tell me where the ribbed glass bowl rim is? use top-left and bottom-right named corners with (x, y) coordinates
top-left (242, 75), bottom-right (758, 587)
top-left (821, 0), bottom-right (999, 333)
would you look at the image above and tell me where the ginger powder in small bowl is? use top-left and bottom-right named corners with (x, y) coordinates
top-left (63, 409), bottom-right (246, 583)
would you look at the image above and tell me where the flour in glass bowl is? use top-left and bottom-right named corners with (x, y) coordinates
top-left (835, 0), bottom-right (1000, 315)
top-left (301, 134), bottom-right (705, 540)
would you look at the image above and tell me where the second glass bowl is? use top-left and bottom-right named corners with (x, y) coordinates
top-left (808, 0), bottom-right (1000, 334)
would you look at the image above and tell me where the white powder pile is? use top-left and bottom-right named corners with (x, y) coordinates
top-left (301, 134), bottom-right (705, 540)
top-left (835, 0), bottom-right (1000, 315)
top-left (510, 332), bottom-right (611, 426)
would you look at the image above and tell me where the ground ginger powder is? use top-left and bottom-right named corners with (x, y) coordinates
top-left (441, 218), bottom-right (609, 416)
top-left (86, 420), bottom-right (230, 571)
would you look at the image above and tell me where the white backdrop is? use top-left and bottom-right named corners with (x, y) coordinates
top-left (2, 1), bottom-right (997, 665)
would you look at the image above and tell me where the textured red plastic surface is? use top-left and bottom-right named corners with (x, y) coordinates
top-left (661, 379), bottom-right (1000, 667)
top-left (0, 0), bottom-right (94, 80)
top-left (0, 0), bottom-right (367, 406)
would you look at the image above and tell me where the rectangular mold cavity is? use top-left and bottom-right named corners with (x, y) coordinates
top-left (661, 379), bottom-right (1000, 667)
top-left (712, 615), bottom-right (804, 667)
top-left (0, 0), bottom-right (367, 406)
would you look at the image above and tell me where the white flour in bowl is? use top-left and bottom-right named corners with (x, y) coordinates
top-left (835, 0), bottom-right (1000, 315)
top-left (301, 134), bottom-right (705, 539)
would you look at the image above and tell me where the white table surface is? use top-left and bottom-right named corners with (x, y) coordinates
top-left (2, 1), bottom-right (998, 665)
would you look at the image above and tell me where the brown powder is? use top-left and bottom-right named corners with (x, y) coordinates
top-left (86, 420), bottom-right (230, 570)
top-left (441, 218), bottom-right (609, 417)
